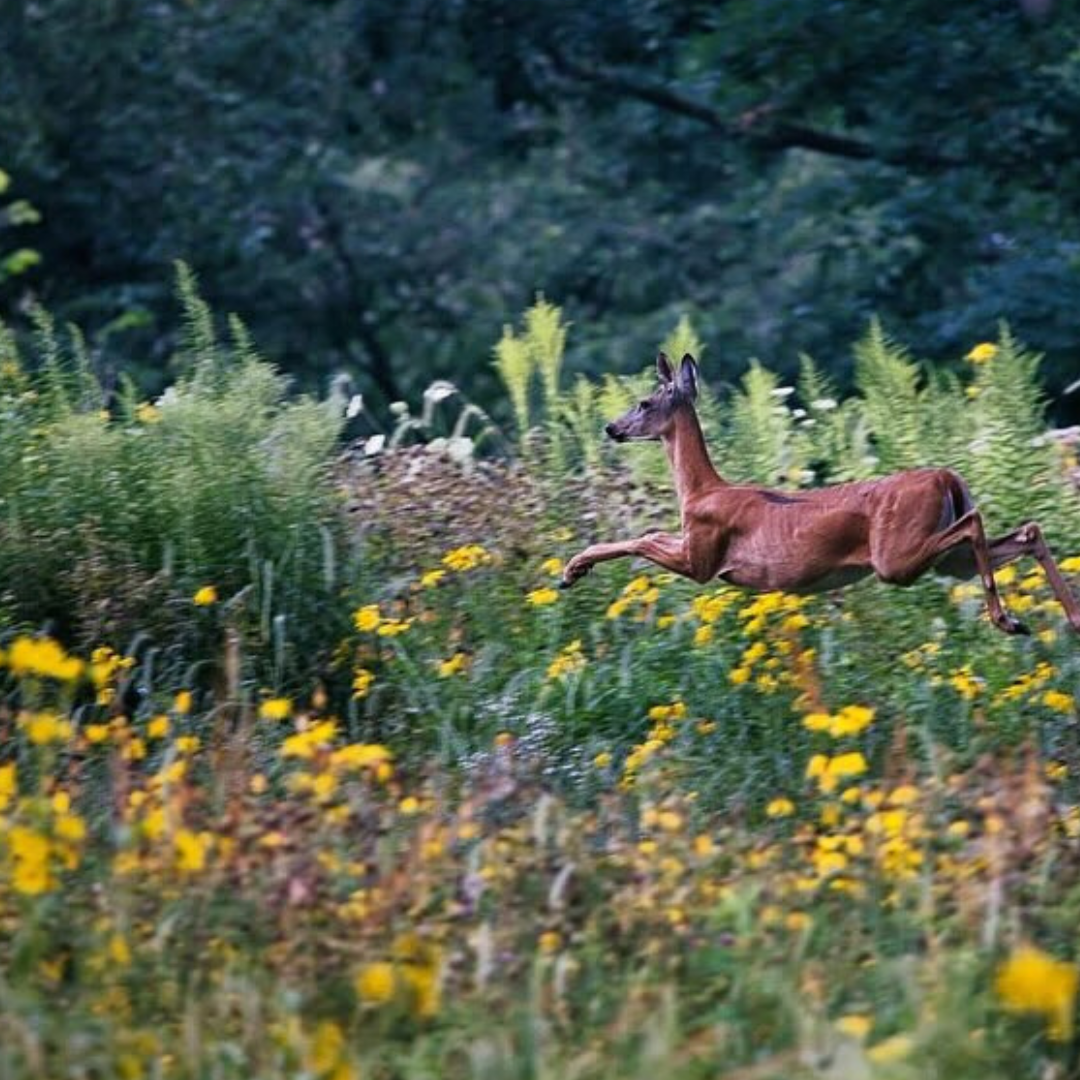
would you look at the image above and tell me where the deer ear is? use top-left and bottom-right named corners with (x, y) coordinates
top-left (657, 352), bottom-right (675, 384)
top-left (678, 354), bottom-right (699, 400)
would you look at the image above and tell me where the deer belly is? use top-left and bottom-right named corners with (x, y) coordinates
top-left (718, 561), bottom-right (872, 594)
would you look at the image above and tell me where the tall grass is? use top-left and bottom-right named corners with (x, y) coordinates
top-left (0, 266), bottom-right (345, 681)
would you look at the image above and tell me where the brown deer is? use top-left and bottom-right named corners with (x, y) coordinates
top-left (561, 353), bottom-right (1080, 636)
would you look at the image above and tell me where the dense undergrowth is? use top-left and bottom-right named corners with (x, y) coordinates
top-left (2, 278), bottom-right (1080, 1078)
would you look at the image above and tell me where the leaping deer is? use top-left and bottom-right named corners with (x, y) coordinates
top-left (561, 353), bottom-right (1080, 636)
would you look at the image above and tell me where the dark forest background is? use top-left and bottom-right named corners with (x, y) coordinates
top-left (2, 0), bottom-right (1079, 421)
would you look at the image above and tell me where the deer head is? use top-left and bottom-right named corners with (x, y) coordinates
top-left (604, 352), bottom-right (699, 442)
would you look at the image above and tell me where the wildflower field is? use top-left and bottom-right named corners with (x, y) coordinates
top-left (2, 286), bottom-right (1080, 1079)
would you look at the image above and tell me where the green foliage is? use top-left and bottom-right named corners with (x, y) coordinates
top-left (854, 319), bottom-right (926, 472)
top-left (2, 291), bottom-right (1080, 1080)
top-left (493, 326), bottom-right (533, 436)
top-left (6, 3), bottom-right (1080, 415)
top-left (966, 328), bottom-right (1080, 540)
top-left (0, 272), bottom-right (345, 676)
top-left (660, 314), bottom-right (705, 365)
top-left (722, 360), bottom-right (803, 485)
top-left (0, 166), bottom-right (40, 284)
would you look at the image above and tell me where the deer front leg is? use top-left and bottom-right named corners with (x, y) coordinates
top-left (561, 531), bottom-right (694, 588)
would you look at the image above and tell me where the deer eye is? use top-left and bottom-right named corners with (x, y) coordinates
top-left (639, 400), bottom-right (652, 411)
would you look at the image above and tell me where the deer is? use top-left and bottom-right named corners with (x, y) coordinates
top-left (561, 352), bottom-right (1080, 636)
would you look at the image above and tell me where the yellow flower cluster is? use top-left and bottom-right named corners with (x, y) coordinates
top-left (351, 667), bottom-right (375, 698)
top-left (621, 700), bottom-right (692, 788)
top-left (89, 646), bottom-right (136, 706)
top-left (2, 786), bottom-right (87, 896)
top-left (355, 932), bottom-right (441, 1018)
top-left (725, 592), bottom-right (811, 691)
top-left (546, 639), bottom-right (586, 681)
top-left (802, 704), bottom-right (874, 739)
top-left (526, 587), bottom-right (559, 606)
top-left (606, 574), bottom-right (662, 621)
top-left (352, 602), bottom-right (411, 637)
top-left (3, 635), bottom-right (84, 682)
top-left (441, 544), bottom-right (491, 572)
top-left (965, 342), bottom-right (998, 364)
top-left (995, 944), bottom-right (1078, 1041)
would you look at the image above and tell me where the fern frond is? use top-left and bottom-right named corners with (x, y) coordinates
top-left (174, 260), bottom-right (218, 385)
top-left (493, 326), bottom-right (533, 435)
top-left (723, 361), bottom-right (802, 484)
top-left (853, 317), bottom-right (923, 471)
top-left (660, 314), bottom-right (705, 365)
top-left (524, 296), bottom-right (568, 411)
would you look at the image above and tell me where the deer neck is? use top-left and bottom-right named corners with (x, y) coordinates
top-left (663, 408), bottom-right (724, 504)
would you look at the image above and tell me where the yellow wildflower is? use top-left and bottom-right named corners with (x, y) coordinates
top-left (192, 585), bottom-right (218, 606)
top-left (835, 1015), bottom-right (872, 1041)
top-left (538, 931), bottom-right (561, 954)
top-left (147, 715), bottom-right (170, 739)
top-left (828, 752), bottom-right (868, 778)
top-left (594, 751), bottom-right (612, 768)
top-left (330, 742), bottom-right (392, 771)
top-left (353, 604), bottom-right (382, 632)
top-left (540, 557), bottom-right (564, 576)
top-left (376, 618), bottom-right (412, 637)
top-left (526, 587), bottom-right (559, 606)
top-left (20, 711), bottom-right (73, 745)
top-left (352, 667), bottom-right (374, 698)
top-left (259, 698), bottom-right (292, 721)
top-left (54, 812), bottom-right (86, 843)
top-left (84, 723), bottom-right (110, 744)
top-left (438, 652), bottom-right (468, 677)
top-left (6, 636), bottom-right (84, 682)
top-left (420, 569), bottom-right (446, 588)
top-left (175, 735), bottom-right (200, 754)
top-left (995, 944), bottom-right (1078, 1041)
top-left (442, 544), bottom-right (490, 572)
top-left (766, 797), bottom-right (795, 818)
top-left (693, 625), bottom-right (714, 647)
top-left (174, 829), bottom-right (212, 873)
top-left (728, 666), bottom-right (751, 685)
top-left (174, 690), bottom-right (193, 715)
top-left (280, 721), bottom-right (338, 760)
top-left (356, 962), bottom-right (397, 1003)
top-left (8, 827), bottom-right (53, 895)
top-left (0, 762), bottom-right (15, 810)
top-left (829, 705), bottom-right (874, 738)
top-left (1043, 690), bottom-right (1075, 714)
top-left (867, 1034), bottom-right (914, 1064)
top-left (802, 712), bottom-right (832, 733)
top-left (965, 342), bottom-right (998, 364)
top-left (547, 640), bottom-right (585, 680)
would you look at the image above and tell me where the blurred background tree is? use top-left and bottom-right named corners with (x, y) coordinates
top-left (1, 0), bottom-right (1078, 419)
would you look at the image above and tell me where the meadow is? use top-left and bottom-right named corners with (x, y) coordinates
top-left (2, 282), bottom-right (1080, 1079)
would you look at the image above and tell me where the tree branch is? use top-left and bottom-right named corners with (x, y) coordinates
top-left (546, 51), bottom-right (963, 173)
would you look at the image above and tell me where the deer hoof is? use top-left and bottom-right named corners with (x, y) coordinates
top-left (997, 615), bottom-right (1030, 636)
top-left (561, 560), bottom-right (592, 587)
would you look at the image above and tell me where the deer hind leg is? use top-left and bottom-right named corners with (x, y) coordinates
top-left (937, 522), bottom-right (1080, 633)
top-left (873, 509), bottom-right (1028, 635)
